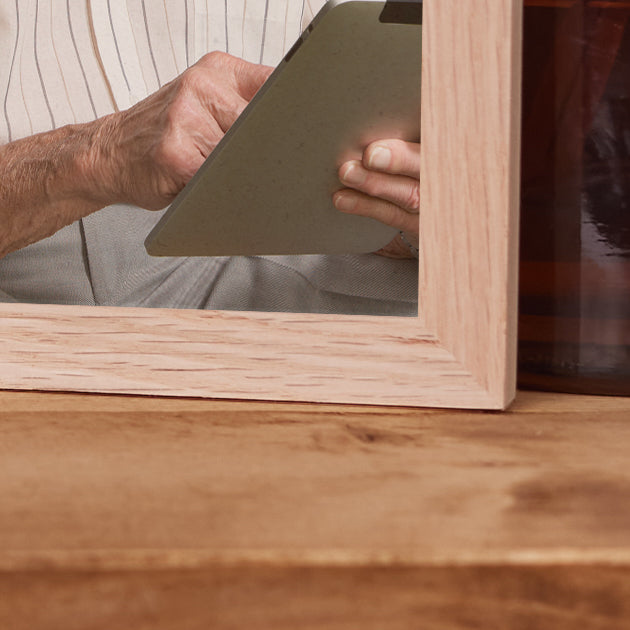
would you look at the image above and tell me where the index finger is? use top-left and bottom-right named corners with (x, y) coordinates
top-left (233, 59), bottom-right (274, 101)
top-left (363, 139), bottom-right (420, 179)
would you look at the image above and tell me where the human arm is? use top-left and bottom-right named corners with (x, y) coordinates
top-left (0, 124), bottom-right (103, 258)
top-left (333, 139), bottom-right (420, 259)
top-left (0, 52), bottom-right (272, 259)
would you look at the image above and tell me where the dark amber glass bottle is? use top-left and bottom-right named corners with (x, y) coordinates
top-left (518, 0), bottom-right (630, 395)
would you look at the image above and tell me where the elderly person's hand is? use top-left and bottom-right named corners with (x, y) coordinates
top-left (87, 51), bottom-right (273, 211)
top-left (333, 139), bottom-right (420, 259)
top-left (0, 51), bottom-right (272, 257)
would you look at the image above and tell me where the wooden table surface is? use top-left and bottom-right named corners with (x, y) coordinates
top-left (1, 389), bottom-right (629, 629)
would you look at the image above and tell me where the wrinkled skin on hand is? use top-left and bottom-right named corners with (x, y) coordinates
top-left (334, 139), bottom-right (420, 259)
top-left (87, 51), bottom-right (273, 211)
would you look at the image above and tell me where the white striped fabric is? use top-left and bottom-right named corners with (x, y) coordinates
top-left (0, 0), bottom-right (324, 144)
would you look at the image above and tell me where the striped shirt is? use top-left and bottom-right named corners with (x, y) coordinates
top-left (0, 0), bottom-right (324, 143)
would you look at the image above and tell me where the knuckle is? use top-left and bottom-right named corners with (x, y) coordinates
top-left (184, 52), bottom-right (230, 89)
top-left (200, 50), bottom-right (227, 66)
top-left (199, 51), bottom-right (237, 76)
top-left (405, 184), bottom-right (421, 211)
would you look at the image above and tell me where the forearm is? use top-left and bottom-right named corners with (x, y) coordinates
top-left (0, 122), bottom-right (105, 258)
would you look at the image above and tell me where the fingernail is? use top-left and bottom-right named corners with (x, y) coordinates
top-left (333, 191), bottom-right (356, 212)
top-left (340, 161), bottom-right (366, 186)
top-left (367, 146), bottom-right (392, 171)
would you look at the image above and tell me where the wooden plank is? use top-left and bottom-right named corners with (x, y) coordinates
top-left (1, 390), bottom-right (630, 628)
top-left (1, 565), bottom-right (629, 630)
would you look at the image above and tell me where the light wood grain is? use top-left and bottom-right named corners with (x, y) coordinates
top-left (0, 0), bottom-right (522, 409)
top-left (1, 389), bottom-right (630, 629)
top-left (420, 0), bottom-right (522, 404)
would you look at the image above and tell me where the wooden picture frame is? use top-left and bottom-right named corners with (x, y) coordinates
top-left (0, 0), bottom-right (522, 410)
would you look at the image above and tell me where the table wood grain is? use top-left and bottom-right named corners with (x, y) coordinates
top-left (1, 389), bottom-right (629, 629)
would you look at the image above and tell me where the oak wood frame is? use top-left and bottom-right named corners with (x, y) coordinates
top-left (0, 0), bottom-right (522, 409)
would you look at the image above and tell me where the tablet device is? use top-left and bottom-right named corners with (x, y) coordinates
top-left (145, 0), bottom-right (421, 257)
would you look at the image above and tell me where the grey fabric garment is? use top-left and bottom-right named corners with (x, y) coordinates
top-left (0, 205), bottom-right (417, 316)
top-left (82, 204), bottom-right (418, 315)
top-left (0, 221), bottom-right (96, 306)
top-left (203, 254), bottom-right (418, 315)
top-left (81, 204), bottom-right (228, 309)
